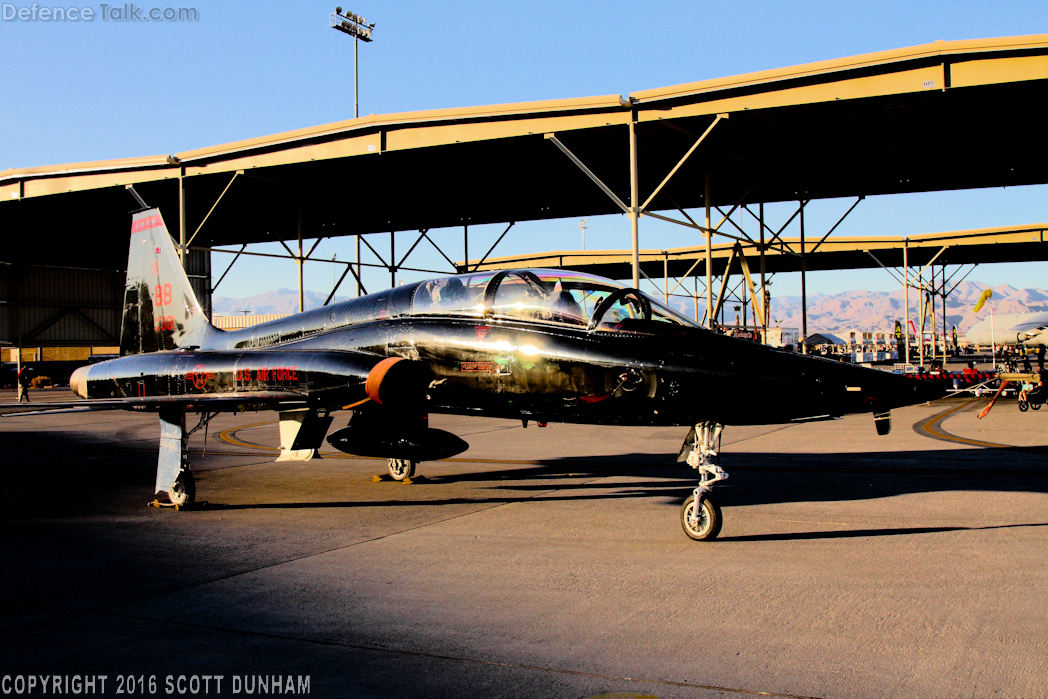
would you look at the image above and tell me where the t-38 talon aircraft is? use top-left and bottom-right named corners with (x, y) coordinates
top-left (7, 207), bottom-right (944, 540)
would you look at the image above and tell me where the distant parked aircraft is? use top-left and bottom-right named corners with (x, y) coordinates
top-left (966, 313), bottom-right (1048, 348)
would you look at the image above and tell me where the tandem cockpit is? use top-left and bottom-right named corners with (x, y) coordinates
top-left (410, 268), bottom-right (700, 333)
top-left (227, 269), bottom-right (700, 351)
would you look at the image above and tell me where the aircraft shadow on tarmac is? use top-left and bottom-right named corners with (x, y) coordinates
top-left (4, 428), bottom-right (1048, 540)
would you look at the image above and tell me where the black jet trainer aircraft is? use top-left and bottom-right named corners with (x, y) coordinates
top-left (13, 207), bottom-right (944, 540)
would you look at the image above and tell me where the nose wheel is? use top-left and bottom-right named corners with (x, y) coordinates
top-left (681, 494), bottom-right (722, 541)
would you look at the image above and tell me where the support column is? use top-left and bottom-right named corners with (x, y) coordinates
top-left (934, 287), bottom-right (943, 364)
top-left (390, 231), bottom-right (396, 288)
top-left (919, 279), bottom-right (926, 367)
top-left (693, 276), bottom-right (699, 322)
top-left (355, 234), bottom-right (362, 297)
top-left (629, 119), bottom-right (640, 289)
top-left (663, 252), bottom-right (669, 304)
top-left (705, 172), bottom-right (712, 328)
top-left (904, 239), bottom-right (910, 364)
top-left (178, 166), bottom-right (187, 265)
top-left (14, 261), bottom-right (21, 392)
top-left (800, 201), bottom-right (807, 354)
top-left (297, 209), bottom-right (305, 313)
top-left (942, 263), bottom-right (948, 355)
top-left (464, 224), bottom-right (469, 273)
top-left (759, 202), bottom-right (767, 343)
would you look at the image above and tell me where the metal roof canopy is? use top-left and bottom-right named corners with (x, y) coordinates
top-left (464, 224), bottom-right (1048, 280)
top-left (3, 34), bottom-right (1048, 352)
top-left (3, 34), bottom-right (1048, 259)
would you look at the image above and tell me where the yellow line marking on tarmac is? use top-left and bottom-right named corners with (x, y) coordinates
top-left (916, 400), bottom-right (1015, 449)
top-left (218, 421), bottom-right (280, 452)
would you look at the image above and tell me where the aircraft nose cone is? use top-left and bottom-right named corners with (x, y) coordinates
top-left (918, 376), bottom-right (948, 404)
top-left (70, 366), bottom-right (89, 398)
top-left (881, 371), bottom-right (946, 409)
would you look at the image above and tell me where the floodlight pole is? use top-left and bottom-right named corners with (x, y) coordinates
top-left (330, 8), bottom-right (375, 119)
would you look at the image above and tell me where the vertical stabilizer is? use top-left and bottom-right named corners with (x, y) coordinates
top-left (120, 208), bottom-right (214, 355)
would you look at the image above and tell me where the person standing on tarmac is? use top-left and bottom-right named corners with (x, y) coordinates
top-left (16, 367), bottom-right (30, 403)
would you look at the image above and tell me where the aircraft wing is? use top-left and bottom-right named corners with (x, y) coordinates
top-left (1, 391), bottom-right (309, 417)
top-left (1008, 319), bottom-right (1048, 337)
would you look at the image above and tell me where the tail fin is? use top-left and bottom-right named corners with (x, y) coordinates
top-left (120, 208), bottom-right (214, 355)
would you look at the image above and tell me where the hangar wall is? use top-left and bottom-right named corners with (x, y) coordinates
top-left (0, 248), bottom-right (211, 350)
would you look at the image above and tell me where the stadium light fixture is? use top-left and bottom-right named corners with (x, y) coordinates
top-left (330, 7), bottom-right (376, 119)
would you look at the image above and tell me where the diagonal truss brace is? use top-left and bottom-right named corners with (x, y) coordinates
top-left (186, 170), bottom-right (243, 247)
top-left (640, 114), bottom-right (727, 213)
top-left (711, 242), bottom-right (765, 325)
top-left (544, 133), bottom-right (629, 213)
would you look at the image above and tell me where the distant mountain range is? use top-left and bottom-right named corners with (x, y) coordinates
top-left (213, 281), bottom-right (1048, 337)
top-left (212, 289), bottom-right (349, 316)
top-left (763, 281), bottom-right (1048, 335)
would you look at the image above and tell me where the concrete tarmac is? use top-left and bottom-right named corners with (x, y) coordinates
top-left (1, 389), bottom-right (1047, 698)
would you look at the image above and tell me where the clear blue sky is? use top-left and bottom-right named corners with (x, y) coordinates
top-left (2, 1), bottom-right (1046, 300)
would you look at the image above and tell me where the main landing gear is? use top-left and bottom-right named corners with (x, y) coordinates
top-left (387, 458), bottom-right (417, 481)
top-left (679, 421), bottom-right (728, 541)
top-left (154, 408), bottom-right (214, 510)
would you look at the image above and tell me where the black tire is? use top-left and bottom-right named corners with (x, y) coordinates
top-left (681, 494), bottom-right (722, 541)
top-left (1033, 403), bottom-right (1042, 411)
top-left (388, 458), bottom-right (416, 481)
top-left (170, 469), bottom-right (196, 508)
top-left (1019, 400), bottom-right (1029, 412)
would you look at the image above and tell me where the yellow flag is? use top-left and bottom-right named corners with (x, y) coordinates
top-left (973, 288), bottom-right (993, 313)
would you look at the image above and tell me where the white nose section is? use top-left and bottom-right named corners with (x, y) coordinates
top-left (70, 366), bottom-right (89, 398)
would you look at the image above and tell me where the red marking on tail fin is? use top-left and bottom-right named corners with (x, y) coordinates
top-left (131, 215), bottom-right (163, 232)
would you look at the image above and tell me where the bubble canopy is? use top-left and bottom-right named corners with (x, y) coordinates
top-left (410, 268), bottom-right (700, 331)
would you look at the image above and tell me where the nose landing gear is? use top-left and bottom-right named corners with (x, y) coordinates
top-left (679, 421), bottom-right (728, 541)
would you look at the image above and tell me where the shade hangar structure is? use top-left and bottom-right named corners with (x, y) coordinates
top-left (2, 33), bottom-right (1048, 361)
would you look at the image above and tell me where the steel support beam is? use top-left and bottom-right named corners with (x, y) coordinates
top-left (178, 166), bottom-right (186, 264)
top-left (355, 234), bottom-right (362, 297)
top-left (904, 239), bottom-right (910, 364)
top-left (211, 244), bottom-right (247, 293)
top-left (705, 171), bottom-right (712, 328)
top-left (809, 196), bottom-right (864, 255)
top-left (800, 201), bottom-right (807, 354)
top-left (297, 210), bottom-right (305, 313)
top-left (544, 133), bottom-right (629, 213)
top-left (759, 203), bottom-right (767, 342)
top-left (186, 171), bottom-right (242, 248)
top-left (472, 222), bottom-right (515, 272)
top-left (629, 120), bottom-right (640, 288)
top-left (639, 114), bottom-right (726, 213)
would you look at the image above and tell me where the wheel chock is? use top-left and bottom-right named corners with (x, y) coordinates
top-left (401, 477), bottom-right (413, 485)
top-left (147, 499), bottom-right (205, 510)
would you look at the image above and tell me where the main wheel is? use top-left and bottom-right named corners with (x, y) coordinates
top-left (1019, 399), bottom-right (1030, 412)
top-left (681, 494), bottom-right (722, 541)
top-left (388, 458), bottom-right (416, 481)
top-left (169, 470), bottom-right (196, 508)
top-left (1033, 402), bottom-right (1042, 411)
